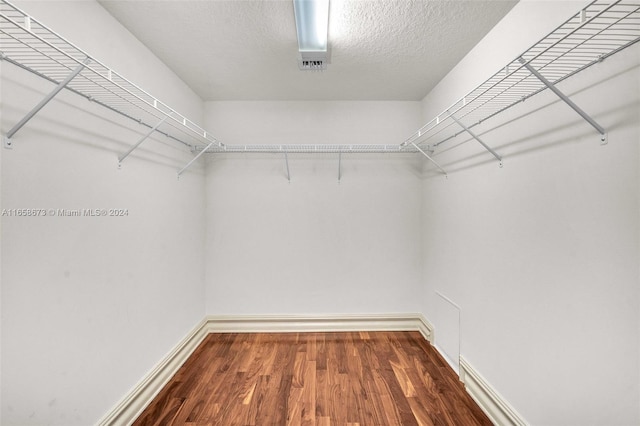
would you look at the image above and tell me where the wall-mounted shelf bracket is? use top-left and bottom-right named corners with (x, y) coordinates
top-left (284, 151), bottom-right (291, 182)
top-left (118, 115), bottom-right (169, 167)
top-left (177, 141), bottom-right (213, 179)
top-left (449, 112), bottom-right (503, 167)
top-left (518, 57), bottom-right (607, 145)
top-left (3, 58), bottom-right (88, 149)
top-left (412, 142), bottom-right (447, 177)
top-left (338, 152), bottom-right (342, 183)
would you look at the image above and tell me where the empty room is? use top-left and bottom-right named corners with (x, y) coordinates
top-left (1, 0), bottom-right (639, 425)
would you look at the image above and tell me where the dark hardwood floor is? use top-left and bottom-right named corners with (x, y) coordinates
top-left (133, 331), bottom-right (492, 425)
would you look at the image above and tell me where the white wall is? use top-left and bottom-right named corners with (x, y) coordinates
top-left (4, 1), bottom-right (638, 425)
top-left (1, 2), bottom-right (206, 424)
top-left (420, 1), bottom-right (639, 424)
top-left (204, 101), bottom-right (424, 315)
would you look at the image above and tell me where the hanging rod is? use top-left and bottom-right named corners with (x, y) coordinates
top-left (400, 0), bottom-right (640, 158)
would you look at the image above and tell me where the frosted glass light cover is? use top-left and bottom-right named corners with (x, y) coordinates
top-left (293, 0), bottom-right (329, 52)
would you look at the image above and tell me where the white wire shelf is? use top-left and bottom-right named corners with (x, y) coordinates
top-left (201, 144), bottom-right (414, 154)
top-left (0, 0), bottom-right (638, 166)
top-left (0, 0), bottom-right (223, 152)
top-left (400, 0), bottom-right (640, 158)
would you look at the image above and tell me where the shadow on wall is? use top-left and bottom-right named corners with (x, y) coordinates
top-left (419, 62), bottom-right (640, 180)
top-left (2, 74), bottom-right (198, 172)
top-left (206, 153), bottom-right (425, 182)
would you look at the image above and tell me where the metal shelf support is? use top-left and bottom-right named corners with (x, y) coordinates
top-left (338, 152), bottom-right (342, 183)
top-left (284, 152), bottom-right (291, 182)
top-left (449, 113), bottom-right (503, 166)
top-left (3, 59), bottom-right (88, 149)
top-left (412, 142), bottom-right (447, 177)
top-left (118, 116), bottom-right (169, 166)
top-left (177, 142), bottom-right (213, 178)
top-left (518, 57), bottom-right (608, 144)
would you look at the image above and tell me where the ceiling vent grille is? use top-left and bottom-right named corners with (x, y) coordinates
top-left (298, 52), bottom-right (328, 71)
top-left (299, 59), bottom-right (327, 71)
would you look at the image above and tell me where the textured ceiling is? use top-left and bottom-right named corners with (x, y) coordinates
top-left (98, 0), bottom-right (518, 101)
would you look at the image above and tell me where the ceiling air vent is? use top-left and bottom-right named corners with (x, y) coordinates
top-left (298, 52), bottom-right (328, 71)
top-left (299, 59), bottom-right (327, 71)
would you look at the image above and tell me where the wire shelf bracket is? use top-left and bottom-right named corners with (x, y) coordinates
top-left (284, 151), bottom-right (291, 183)
top-left (3, 58), bottom-right (88, 149)
top-left (412, 142), bottom-right (448, 177)
top-left (177, 141), bottom-right (213, 179)
top-left (118, 115), bottom-right (169, 167)
top-left (518, 56), bottom-right (608, 144)
top-left (449, 112), bottom-right (503, 167)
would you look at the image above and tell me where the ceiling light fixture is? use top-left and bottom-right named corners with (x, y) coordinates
top-left (293, 0), bottom-right (330, 71)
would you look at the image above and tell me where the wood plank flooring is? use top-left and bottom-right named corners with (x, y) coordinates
top-left (133, 331), bottom-right (492, 426)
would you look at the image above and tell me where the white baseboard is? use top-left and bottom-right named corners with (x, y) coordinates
top-left (98, 313), bottom-right (434, 426)
top-left (415, 313), bottom-right (434, 343)
top-left (97, 318), bottom-right (210, 426)
top-left (206, 313), bottom-right (434, 343)
top-left (459, 356), bottom-right (528, 426)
